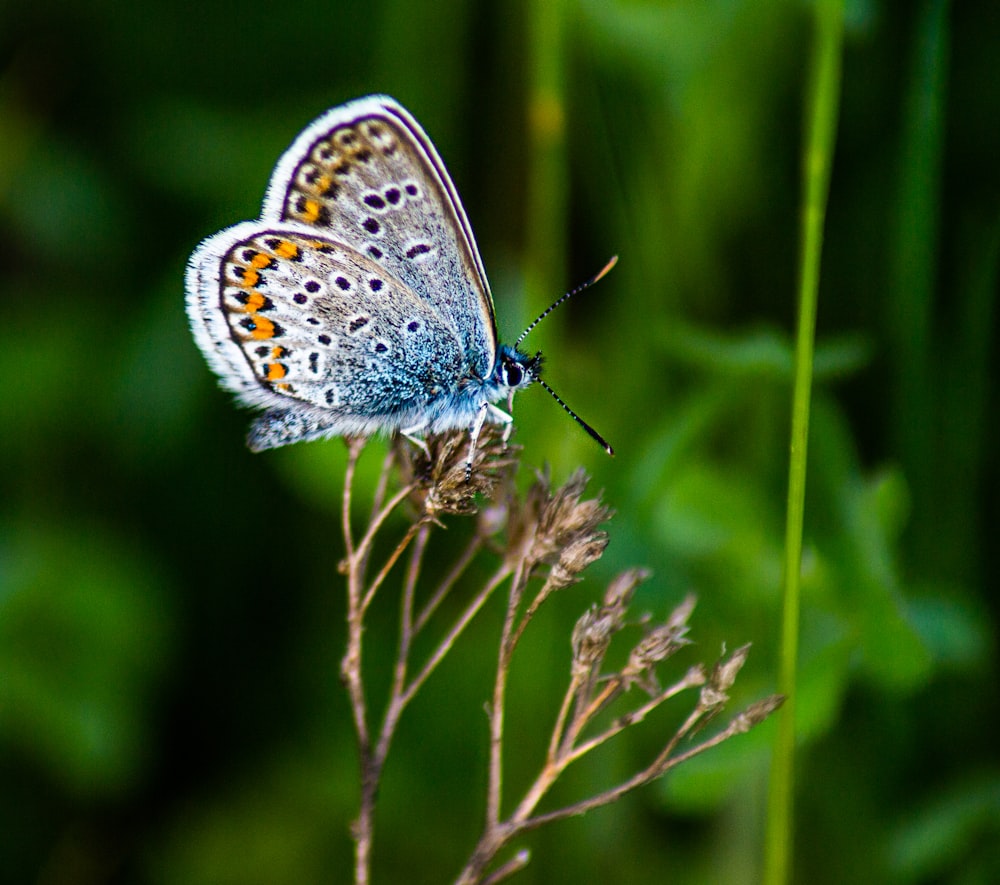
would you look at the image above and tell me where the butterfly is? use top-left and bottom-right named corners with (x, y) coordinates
top-left (185, 95), bottom-right (612, 465)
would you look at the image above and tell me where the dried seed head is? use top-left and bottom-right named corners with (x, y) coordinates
top-left (699, 643), bottom-right (752, 709)
top-left (395, 427), bottom-right (517, 517)
top-left (603, 567), bottom-right (651, 611)
top-left (702, 643), bottom-right (750, 706)
top-left (568, 568), bottom-right (653, 681)
top-left (536, 469), bottom-right (611, 547)
top-left (548, 533), bottom-right (609, 589)
top-left (506, 467), bottom-right (613, 572)
top-left (735, 695), bottom-right (785, 731)
top-left (621, 609), bottom-right (694, 695)
top-left (571, 605), bottom-right (614, 678)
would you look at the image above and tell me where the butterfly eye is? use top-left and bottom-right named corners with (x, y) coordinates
top-left (504, 361), bottom-right (524, 387)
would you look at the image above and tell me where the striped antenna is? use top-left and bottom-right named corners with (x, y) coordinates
top-left (537, 377), bottom-right (614, 456)
top-left (515, 255), bottom-right (618, 348)
top-left (517, 256), bottom-right (619, 456)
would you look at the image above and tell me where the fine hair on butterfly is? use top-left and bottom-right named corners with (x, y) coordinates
top-left (185, 95), bottom-right (614, 468)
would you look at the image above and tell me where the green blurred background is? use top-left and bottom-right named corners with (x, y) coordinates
top-left (2, 0), bottom-right (997, 882)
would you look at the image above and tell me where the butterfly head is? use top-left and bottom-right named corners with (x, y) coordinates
top-left (492, 342), bottom-right (613, 457)
top-left (497, 345), bottom-right (543, 393)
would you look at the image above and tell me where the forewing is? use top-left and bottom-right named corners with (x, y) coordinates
top-left (260, 95), bottom-right (496, 379)
top-left (188, 223), bottom-right (466, 423)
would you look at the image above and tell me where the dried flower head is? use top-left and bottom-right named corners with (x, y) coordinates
top-left (571, 605), bottom-right (613, 678)
top-left (569, 569), bottom-right (651, 682)
top-left (621, 595), bottom-right (697, 694)
top-left (505, 467), bottom-right (612, 573)
top-left (548, 534), bottom-right (609, 590)
top-left (333, 417), bottom-right (781, 885)
top-left (699, 643), bottom-right (751, 710)
top-left (602, 567), bottom-right (650, 611)
top-left (395, 426), bottom-right (517, 517)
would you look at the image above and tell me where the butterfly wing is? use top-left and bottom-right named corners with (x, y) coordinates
top-left (186, 221), bottom-right (470, 447)
top-left (260, 95), bottom-right (497, 381)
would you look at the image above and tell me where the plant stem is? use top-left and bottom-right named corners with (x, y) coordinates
top-left (764, 2), bottom-right (844, 884)
top-left (486, 561), bottom-right (529, 829)
top-left (342, 440), bottom-right (373, 885)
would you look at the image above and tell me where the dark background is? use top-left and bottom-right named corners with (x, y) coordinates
top-left (2, 0), bottom-right (997, 882)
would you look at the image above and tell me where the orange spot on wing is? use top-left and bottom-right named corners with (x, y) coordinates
top-left (250, 253), bottom-right (273, 269)
top-left (265, 362), bottom-right (287, 381)
top-left (273, 240), bottom-right (301, 260)
top-left (239, 268), bottom-right (260, 288)
top-left (301, 200), bottom-right (321, 223)
top-left (243, 291), bottom-right (267, 312)
top-left (250, 317), bottom-right (275, 339)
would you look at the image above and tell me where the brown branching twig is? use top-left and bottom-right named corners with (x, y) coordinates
top-left (334, 427), bottom-right (783, 885)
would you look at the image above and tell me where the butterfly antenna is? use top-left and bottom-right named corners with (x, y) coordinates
top-left (515, 255), bottom-right (618, 348)
top-left (537, 377), bottom-right (614, 456)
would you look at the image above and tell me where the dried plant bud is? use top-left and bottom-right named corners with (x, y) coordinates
top-left (603, 568), bottom-right (650, 611)
top-left (503, 468), bottom-right (611, 576)
top-left (567, 568), bottom-right (646, 681)
top-left (571, 605), bottom-right (615, 678)
top-left (711, 643), bottom-right (750, 693)
top-left (396, 427), bottom-right (517, 517)
top-left (665, 594), bottom-right (697, 632)
top-left (534, 469), bottom-right (613, 559)
top-left (548, 533), bottom-right (609, 589)
top-left (699, 644), bottom-right (752, 710)
top-left (621, 613), bottom-right (694, 694)
top-left (731, 695), bottom-right (785, 733)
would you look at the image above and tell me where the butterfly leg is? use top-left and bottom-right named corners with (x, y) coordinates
top-left (501, 392), bottom-right (517, 447)
top-left (464, 403), bottom-right (513, 479)
top-left (400, 426), bottom-right (432, 457)
top-left (465, 404), bottom-right (489, 479)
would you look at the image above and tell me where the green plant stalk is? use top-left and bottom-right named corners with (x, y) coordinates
top-left (889, 0), bottom-right (948, 569)
top-left (763, 2), bottom-right (844, 884)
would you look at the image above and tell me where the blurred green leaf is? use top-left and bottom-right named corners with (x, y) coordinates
top-left (0, 525), bottom-right (173, 796)
top-left (889, 773), bottom-right (1000, 881)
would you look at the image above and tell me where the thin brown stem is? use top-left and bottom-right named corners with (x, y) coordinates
top-left (402, 562), bottom-right (514, 706)
top-left (360, 515), bottom-right (421, 614)
top-left (342, 438), bottom-right (365, 561)
top-left (509, 571), bottom-right (560, 650)
top-left (556, 677), bottom-right (622, 758)
top-left (369, 446), bottom-right (397, 521)
top-left (486, 561), bottom-right (529, 829)
top-left (364, 524), bottom-right (431, 796)
top-left (563, 669), bottom-right (708, 766)
top-left (399, 523), bottom-right (429, 665)
top-left (518, 707), bottom-right (759, 833)
top-left (546, 674), bottom-right (582, 762)
top-left (354, 483), bottom-right (418, 569)
top-left (353, 446), bottom-right (397, 584)
top-left (414, 532), bottom-right (485, 633)
top-left (341, 439), bottom-right (373, 885)
top-left (479, 849), bottom-right (530, 885)
top-left (384, 522), bottom-right (430, 737)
